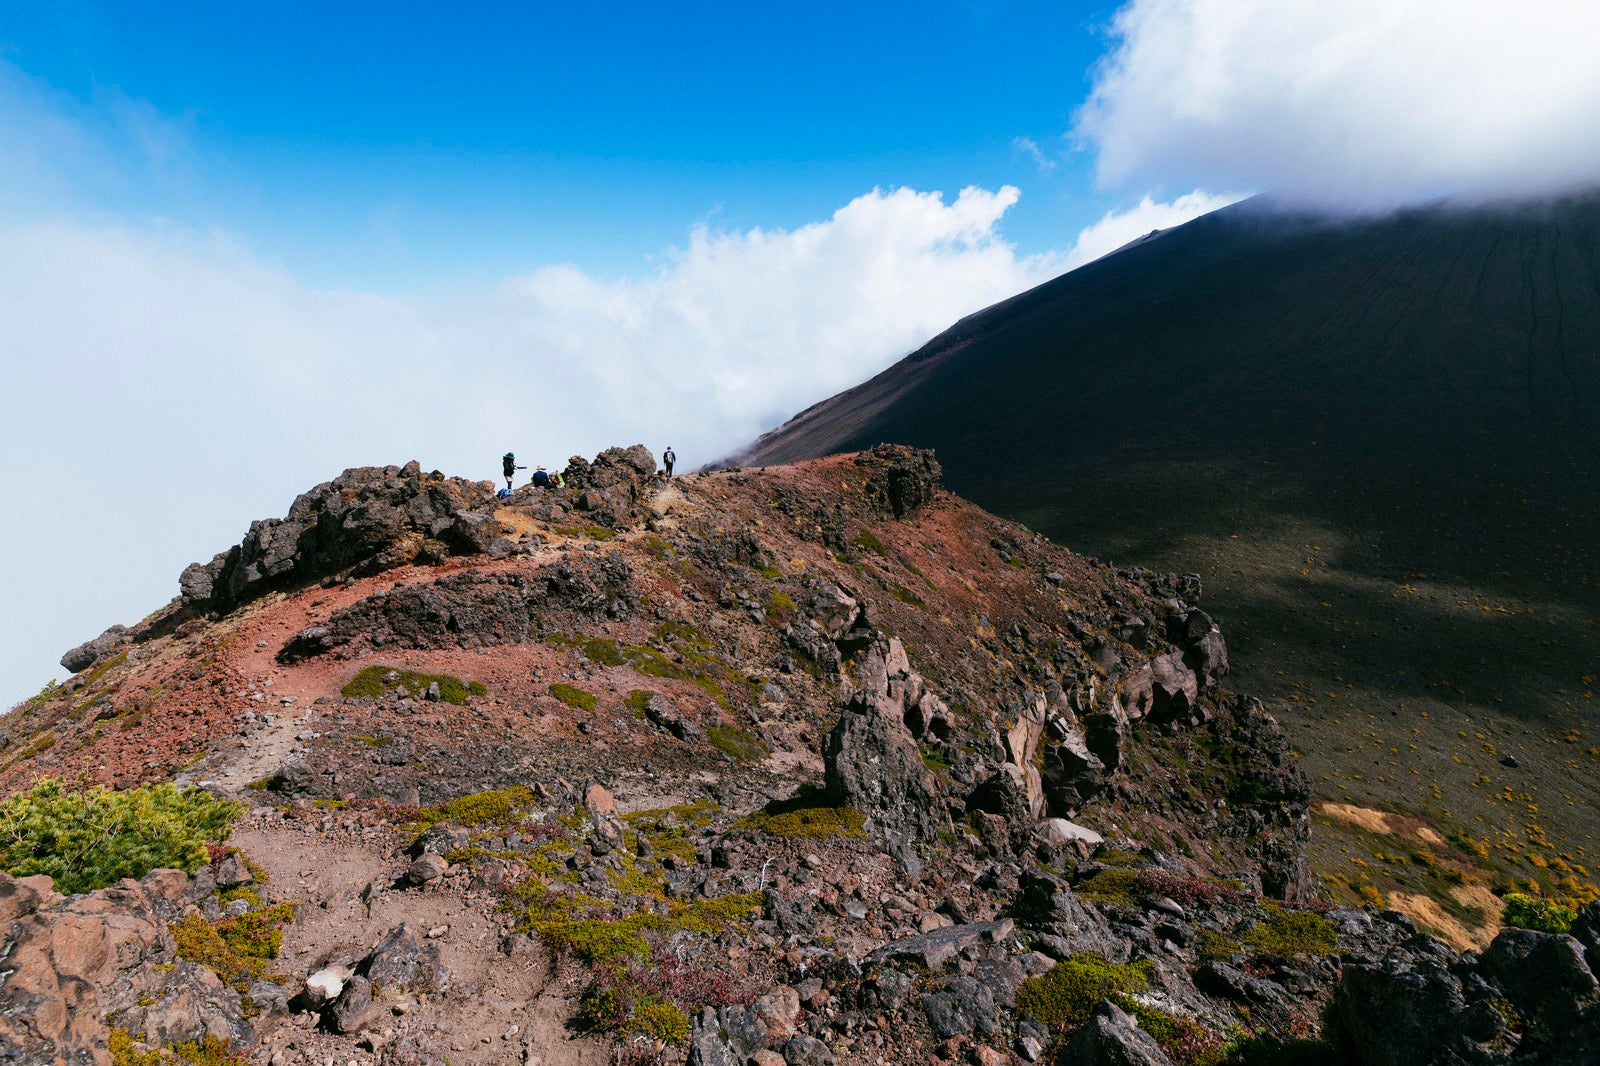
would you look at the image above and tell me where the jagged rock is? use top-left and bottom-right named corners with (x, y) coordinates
top-left (687, 1007), bottom-right (740, 1066)
top-left (1148, 653), bottom-right (1198, 720)
top-left (1336, 934), bottom-right (1516, 1066)
top-left (749, 986), bottom-right (802, 1044)
top-left (277, 556), bottom-right (638, 661)
top-left (645, 694), bottom-right (701, 741)
top-left (1060, 999), bottom-right (1175, 1065)
top-left (0, 870), bottom-right (241, 1066)
top-left (866, 921), bottom-right (1015, 971)
top-left (781, 1034), bottom-right (834, 1065)
top-left (1479, 927), bottom-right (1600, 1035)
top-left (802, 583), bottom-right (862, 640)
top-left (180, 462), bottom-right (495, 613)
top-left (562, 444), bottom-right (656, 526)
top-left (329, 973), bottom-right (376, 1033)
top-left (824, 683), bottom-right (949, 868)
top-left (1010, 871), bottom-right (1124, 960)
top-left (212, 850), bottom-right (254, 890)
top-left (855, 444), bottom-right (942, 520)
top-left (60, 624), bottom-right (131, 673)
top-left (303, 965), bottom-right (352, 1009)
top-left (1035, 819), bottom-right (1103, 848)
top-left (360, 925), bottom-right (446, 995)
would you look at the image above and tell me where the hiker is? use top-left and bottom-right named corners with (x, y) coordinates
top-left (663, 445), bottom-right (676, 479)
top-left (532, 465), bottom-right (550, 488)
top-left (502, 452), bottom-right (525, 492)
top-left (551, 469), bottom-right (565, 488)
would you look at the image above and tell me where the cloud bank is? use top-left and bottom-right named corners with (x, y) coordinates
top-left (1077, 0), bottom-right (1600, 206)
top-left (0, 186), bottom-right (1070, 704)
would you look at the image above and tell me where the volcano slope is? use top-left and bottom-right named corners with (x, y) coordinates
top-left (734, 192), bottom-right (1600, 912)
top-left (6, 446), bottom-right (1600, 1066)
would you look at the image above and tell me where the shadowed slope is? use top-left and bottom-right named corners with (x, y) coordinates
top-left (739, 193), bottom-right (1600, 877)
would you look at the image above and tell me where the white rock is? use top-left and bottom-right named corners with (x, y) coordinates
top-left (304, 964), bottom-right (353, 1007)
top-left (1034, 818), bottom-right (1104, 847)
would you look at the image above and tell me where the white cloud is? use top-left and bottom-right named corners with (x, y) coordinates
top-left (1077, 0), bottom-right (1600, 206)
top-left (1012, 136), bottom-right (1058, 173)
top-left (1060, 189), bottom-right (1244, 268)
top-left (0, 186), bottom-right (1062, 707)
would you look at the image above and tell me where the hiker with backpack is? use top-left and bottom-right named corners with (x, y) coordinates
top-left (663, 446), bottom-right (676, 479)
top-left (532, 465), bottom-right (550, 488)
top-left (502, 452), bottom-right (525, 492)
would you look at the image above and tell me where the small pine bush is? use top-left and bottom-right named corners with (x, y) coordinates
top-left (1502, 892), bottom-right (1575, 933)
top-left (0, 778), bottom-right (242, 894)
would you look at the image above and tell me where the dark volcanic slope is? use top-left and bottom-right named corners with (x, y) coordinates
top-left (739, 193), bottom-right (1600, 875)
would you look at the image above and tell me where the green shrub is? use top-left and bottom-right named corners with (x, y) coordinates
top-left (0, 778), bottom-right (242, 894)
top-left (171, 902), bottom-right (297, 993)
top-left (625, 689), bottom-right (654, 716)
top-left (1502, 892), bottom-right (1575, 933)
top-left (1244, 903), bottom-right (1338, 957)
top-left (550, 683), bottom-right (597, 712)
top-left (341, 666), bottom-right (485, 704)
top-left (854, 529), bottom-right (886, 555)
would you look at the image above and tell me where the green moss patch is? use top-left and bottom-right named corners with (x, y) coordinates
top-left (741, 787), bottom-right (865, 838)
top-left (1017, 953), bottom-right (1224, 1065)
top-left (170, 902), bottom-right (297, 993)
top-left (550, 683), bottom-right (598, 712)
top-left (341, 666), bottom-right (485, 704)
top-left (1243, 902), bottom-right (1338, 957)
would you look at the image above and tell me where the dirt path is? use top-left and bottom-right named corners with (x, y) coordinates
top-left (232, 815), bottom-right (612, 1066)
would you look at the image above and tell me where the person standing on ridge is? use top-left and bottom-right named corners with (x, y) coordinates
top-left (663, 446), bottom-right (676, 479)
top-left (502, 452), bottom-right (524, 492)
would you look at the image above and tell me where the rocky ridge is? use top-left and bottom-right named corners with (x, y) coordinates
top-left (5, 445), bottom-right (1598, 1065)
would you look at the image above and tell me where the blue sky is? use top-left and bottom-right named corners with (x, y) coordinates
top-left (2, 1), bottom-right (1128, 287)
top-left (3, 0), bottom-right (1597, 709)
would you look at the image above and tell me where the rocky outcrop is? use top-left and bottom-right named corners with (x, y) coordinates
top-left (0, 869), bottom-right (249, 1066)
top-left (59, 624), bottom-right (131, 673)
top-left (277, 555), bottom-right (638, 661)
top-left (563, 444), bottom-right (657, 527)
top-left (855, 444), bottom-right (942, 520)
top-left (180, 461), bottom-right (499, 615)
top-left (824, 637), bottom-right (951, 870)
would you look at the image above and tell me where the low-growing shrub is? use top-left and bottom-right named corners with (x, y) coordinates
top-left (341, 666), bottom-right (485, 704)
top-left (0, 778), bottom-right (242, 894)
top-left (1501, 891), bottom-right (1575, 933)
top-left (171, 902), bottom-right (297, 993)
top-left (550, 683), bottom-right (598, 712)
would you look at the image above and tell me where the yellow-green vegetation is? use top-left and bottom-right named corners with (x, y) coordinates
top-left (1243, 902), bottom-right (1337, 957)
top-left (625, 689), bottom-right (654, 716)
top-left (1075, 868), bottom-right (1140, 906)
top-left (621, 801), bottom-right (717, 866)
top-left (341, 666), bottom-right (485, 704)
top-left (552, 524), bottom-right (617, 540)
top-left (503, 879), bottom-right (761, 964)
top-left (763, 589), bottom-right (798, 620)
top-left (550, 682), bottom-right (597, 711)
top-left (410, 785), bottom-right (539, 836)
top-left (1501, 891), bottom-right (1575, 932)
top-left (1198, 928), bottom-right (1242, 962)
top-left (170, 902), bottom-right (297, 993)
top-left (921, 745), bottom-right (951, 773)
top-left (110, 1028), bottom-right (250, 1066)
top-left (548, 627), bottom-right (751, 707)
top-left (741, 788), bottom-right (865, 838)
top-left (0, 778), bottom-right (242, 895)
top-left (707, 724), bottom-right (769, 762)
top-left (1016, 954), bottom-right (1223, 1065)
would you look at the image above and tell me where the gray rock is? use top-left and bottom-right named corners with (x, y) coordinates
top-left (360, 924), bottom-right (446, 994)
top-left (60, 624), bottom-right (130, 673)
top-left (782, 1034), bottom-right (835, 1065)
top-left (1060, 999), bottom-right (1175, 1065)
top-left (329, 973), bottom-right (375, 1033)
top-left (922, 974), bottom-right (1000, 1039)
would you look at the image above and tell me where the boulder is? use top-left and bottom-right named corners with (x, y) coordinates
top-left (855, 444), bottom-right (942, 520)
top-left (60, 624), bottom-right (131, 673)
top-left (359, 924), bottom-right (446, 995)
top-left (1060, 999), bottom-right (1175, 1065)
top-left (824, 688), bottom-right (950, 867)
